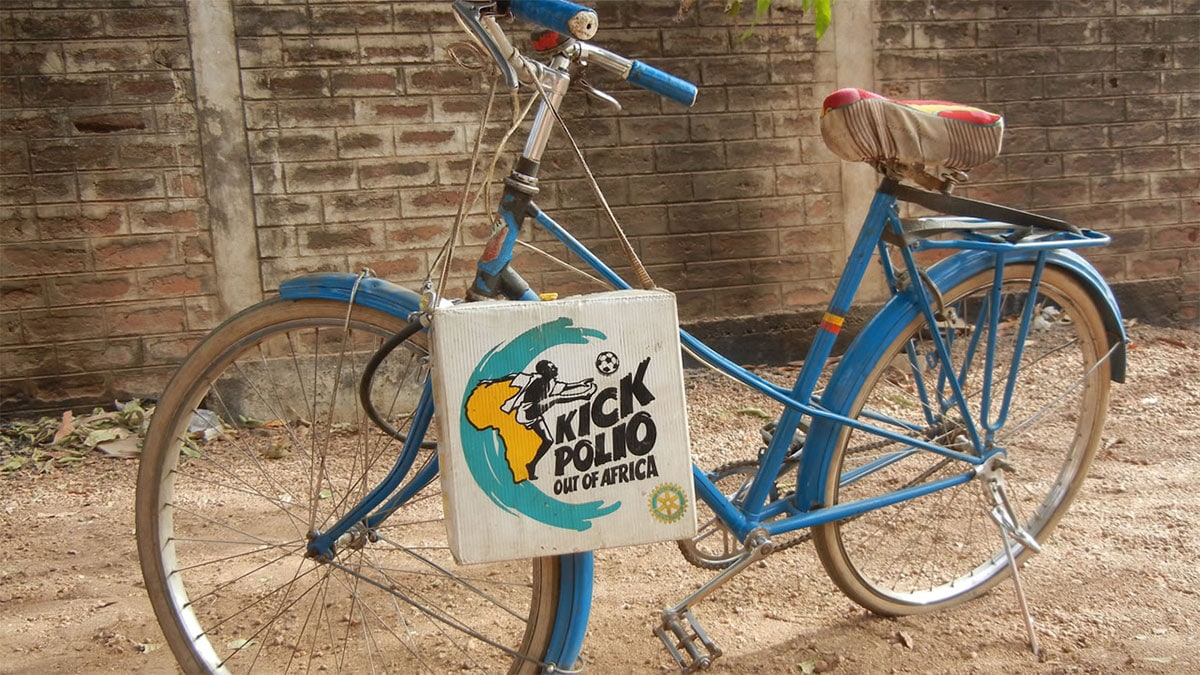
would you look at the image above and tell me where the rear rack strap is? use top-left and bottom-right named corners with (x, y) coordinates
top-left (885, 181), bottom-right (1082, 235)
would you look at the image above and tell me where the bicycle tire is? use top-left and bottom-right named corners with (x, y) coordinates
top-left (811, 264), bottom-right (1111, 615)
top-left (136, 297), bottom-right (588, 674)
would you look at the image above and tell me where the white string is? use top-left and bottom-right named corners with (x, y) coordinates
top-left (527, 67), bottom-right (656, 290)
top-left (426, 71), bottom-right (541, 307)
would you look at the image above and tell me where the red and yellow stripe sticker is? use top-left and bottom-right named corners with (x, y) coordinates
top-left (819, 312), bottom-right (844, 335)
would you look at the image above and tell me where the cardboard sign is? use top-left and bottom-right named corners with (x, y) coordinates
top-left (430, 290), bottom-right (695, 564)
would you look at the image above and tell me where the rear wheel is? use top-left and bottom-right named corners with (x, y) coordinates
top-left (813, 265), bottom-right (1112, 615)
top-left (136, 297), bottom-right (587, 673)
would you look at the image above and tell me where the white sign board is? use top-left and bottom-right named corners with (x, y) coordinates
top-left (430, 290), bottom-right (695, 564)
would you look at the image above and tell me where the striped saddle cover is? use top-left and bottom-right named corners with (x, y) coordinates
top-left (820, 88), bottom-right (1003, 172)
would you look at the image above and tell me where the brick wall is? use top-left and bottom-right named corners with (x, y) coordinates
top-left (1, 0), bottom-right (213, 412)
top-left (520, 2), bottom-right (841, 321)
top-left (236, 0), bottom-right (452, 290)
top-left (235, 0), bottom-right (839, 321)
top-left (873, 0), bottom-right (1199, 322)
top-left (1, 0), bottom-right (1196, 415)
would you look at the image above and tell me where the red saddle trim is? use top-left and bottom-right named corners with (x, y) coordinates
top-left (822, 88), bottom-right (1001, 127)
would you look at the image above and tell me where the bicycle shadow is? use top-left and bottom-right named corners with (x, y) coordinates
top-left (713, 607), bottom-right (1042, 674)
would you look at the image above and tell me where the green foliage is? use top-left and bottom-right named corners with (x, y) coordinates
top-left (725, 0), bottom-right (834, 39)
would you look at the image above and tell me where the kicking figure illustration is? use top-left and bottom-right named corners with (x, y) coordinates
top-left (500, 360), bottom-right (596, 480)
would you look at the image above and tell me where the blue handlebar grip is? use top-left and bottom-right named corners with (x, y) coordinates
top-left (509, 0), bottom-right (598, 40)
top-left (627, 61), bottom-right (698, 108)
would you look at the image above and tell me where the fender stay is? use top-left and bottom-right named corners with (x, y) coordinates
top-left (795, 249), bottom-right (1126, 510)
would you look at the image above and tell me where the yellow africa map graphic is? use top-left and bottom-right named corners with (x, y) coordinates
top-left (465, 380), bottom-right (541, 483)
top-left (466, 360), bottom-right (598, 485)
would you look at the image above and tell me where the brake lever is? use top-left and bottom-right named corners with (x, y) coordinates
top-left (452, 0), bottom-right (520, 89)
top-left (578, 78), bottom-right (622, 111)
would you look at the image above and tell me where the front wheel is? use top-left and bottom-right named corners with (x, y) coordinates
top-left (812, 264), bottom-right (1112, 615)
top-left (136, 297), bottom-right (590, 674)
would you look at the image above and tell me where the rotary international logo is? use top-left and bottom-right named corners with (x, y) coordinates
top-left (648, 483), bottom-right (687, 524)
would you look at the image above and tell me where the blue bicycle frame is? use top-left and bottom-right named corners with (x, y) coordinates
top-left (286, 170), bottom-right (1122, 562)
top-left (280, 9), bottom-right (1128, 553)
top-left (530, 177), bottom-right (1123, 544)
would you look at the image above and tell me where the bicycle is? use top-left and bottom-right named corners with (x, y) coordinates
top-left (135, 1), bottom-right (1127, 672)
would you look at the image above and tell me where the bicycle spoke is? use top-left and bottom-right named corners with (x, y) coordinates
top-left (814, 265), bottom-right (1111, 614)
top-left (139, 301), bottom-right (578, 673)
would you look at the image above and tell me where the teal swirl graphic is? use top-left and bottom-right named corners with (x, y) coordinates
top-left (459, 317), bottom-right (621, 531)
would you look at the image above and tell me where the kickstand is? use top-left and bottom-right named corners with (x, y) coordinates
top-left (985, 472), bottom-right (1041, 658)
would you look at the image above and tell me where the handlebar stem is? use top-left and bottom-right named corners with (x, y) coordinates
top-left (521, 55), bottom-right (573, 163)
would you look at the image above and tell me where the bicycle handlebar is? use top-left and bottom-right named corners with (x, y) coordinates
top-left (454, 0), bottom-right (697, 107)
top-left (627, 60), bottom-right (698, 107)
top-left (510, 0), bottom-right (598, 40)
top-left (575, 42), bottom-right (698, 108)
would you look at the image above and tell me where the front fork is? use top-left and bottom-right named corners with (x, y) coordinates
top-left (305, 380), bottom-right (437, 562)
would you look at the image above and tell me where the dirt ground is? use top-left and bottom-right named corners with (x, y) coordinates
top-left (1, 322), bottom-right (1197, 674)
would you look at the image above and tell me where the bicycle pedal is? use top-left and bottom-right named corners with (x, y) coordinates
top-left (655, 608), bottom-right (722, 672)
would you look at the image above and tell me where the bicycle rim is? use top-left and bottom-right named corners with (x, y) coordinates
top-left (813, 265), bottom-right (1111, 614)
top-left (136, 298), bottom-right (583, 673)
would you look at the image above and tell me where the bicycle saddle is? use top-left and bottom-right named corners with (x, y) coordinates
top-left (820, 88), bottom-right (1003, 173)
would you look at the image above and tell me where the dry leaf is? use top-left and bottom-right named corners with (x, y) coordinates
top-left (97, 436), bottom-right (141, 459)
top-left (52, 410), bottom-right (75, 444)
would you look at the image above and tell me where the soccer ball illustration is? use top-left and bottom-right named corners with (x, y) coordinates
top-left (595, 351), bottom-right (620, 375)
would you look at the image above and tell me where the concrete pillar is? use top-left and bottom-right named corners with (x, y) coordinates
top-left (186, 0), bottom-right (263, 316)
top-left (829, 0), bottom-right (887, 301)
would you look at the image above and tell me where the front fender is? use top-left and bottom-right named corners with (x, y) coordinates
top-left (278, 273), bottom-right (422, 321)
top-left (795, 249), bottom-right (1126, 510)
top-left (279, 271), bottom-right (595, 665)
